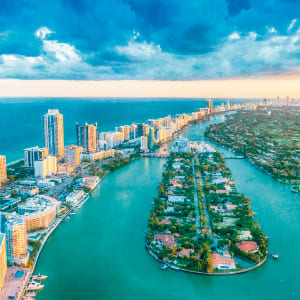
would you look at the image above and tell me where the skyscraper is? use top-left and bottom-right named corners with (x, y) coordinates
top-left (205, 99), bottom-right (213, 114)
top-left (24, 146), bottom-right (48, 168)
top-left (148, 127), bottom-right (155, 149)
top-left (0, 233), bottom-right (7, 291)
top-left (0, 156), bottom-right (7, 182)
top-left (76, 123), bottom-right (97, 153)
top-left (0, 213), bottom-right (28, 265)
top-left (43, 109), bottom-right (64, 157)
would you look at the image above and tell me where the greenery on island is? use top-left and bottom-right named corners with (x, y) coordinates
top-left (205, 107), bottom-right (300, 184)
top-left (146, 150), bottom-right (267, 274)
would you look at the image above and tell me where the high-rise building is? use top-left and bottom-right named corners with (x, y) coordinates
top-left (43, 109), bottom-right (64, 157)
top-left (34, 156), bottom-right (57, 178)
top-left (205, 99), bottom-right (213, 114)
top-left (136, 123), bottom-right (145, 138)
top-left (148, 127), bottom-right (155, 149)
top-left (24, 147), bottom-right (48, 168)
top-left (76, 123), bottom-right (97, 153)
top-left (0, 156), bottom-right (7, 182)
top-left (64, 145), bottom-right (81, 167)
top-left (0, 213), bottom-right (28, 265)
top-left (227, 99), bottom-right (230, 110)
top-left (0, 233), bottom-right (7, 291)
top-left (140, 136), bottom-right (148, 151)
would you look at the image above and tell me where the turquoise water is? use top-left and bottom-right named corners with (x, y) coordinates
top-left (34, 116), bottom-right (299, 300)
top-left (0, 99), bottom-right (298, 299)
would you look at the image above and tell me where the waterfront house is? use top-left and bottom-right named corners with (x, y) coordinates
top-left (211, 253), bottom-right (236, 270)
top-left (238, 230), bottom-right (253, 240)
top-left (175, 248), bottom-right (194, 258)
top-left (153, 234), bottom-right (176, 248)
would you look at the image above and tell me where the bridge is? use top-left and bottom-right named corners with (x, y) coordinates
top-left (141, 153), bottom-right (170, 158)
top-left (223, 155), bottom-right (245, 159)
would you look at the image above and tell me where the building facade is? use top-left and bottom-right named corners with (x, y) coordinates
top-left (76, 123), bottom-right (97, 153)
top-left (0, 213), bottom-right (28, 265)
top-left (18, 195), bottom-right (59, 230)
top-left (34, 155), bottom-right (57, 178)
top-left (65, 145), bottom-right (81, 167)
top-left (24, 146), bottom-right (48, 168)
top-left (43, 109), bottom-right (64, 157)
top-left (0, 234), bottom-right (7, 291)
top-left (0, 156), bottom-right (7, 182)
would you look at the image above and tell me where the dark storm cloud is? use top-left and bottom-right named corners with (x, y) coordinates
top-left (0, 0), bottom-right (299, 79)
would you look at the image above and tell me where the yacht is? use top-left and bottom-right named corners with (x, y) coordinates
top-left (161, 263), bottom-right (169, 270)
top-left (32, 274), bottom-right (48, 281)
top-left (26, 281), bottom-right (44, 291)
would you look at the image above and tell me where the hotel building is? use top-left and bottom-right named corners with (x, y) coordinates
top-left (24, 146), bottom-right (48, 168)
top-left (18, 195), bottom-right (59, 230)
top-left (0, 156), bottom-right (7, 182)
top-left (76, 122), bottom-right (97, 153)
top-left (0, 234), bottom-right (7, 291)
top-left (65, 145), bottom-right (81, 167)
top-left (34, 155), bottom-right (57, 178)
top-left (0, 213), bottom-right (28, 265)
top-left (43, 109), bottom-right (64, 157)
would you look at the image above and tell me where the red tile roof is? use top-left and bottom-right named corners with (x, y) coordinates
top-left (176, 248), bottom-right (194, 257)
top-left (212, 253), bottom-right (235, 265)
top-left (154, 234), bottom-right (176, 247)
top-left (236, 241), bottom-right (258, 252)
top-left (160, 219), bottom-right (171, 224)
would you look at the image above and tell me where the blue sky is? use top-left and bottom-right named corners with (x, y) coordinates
top-left (0, 0), bottom-right (300, 80)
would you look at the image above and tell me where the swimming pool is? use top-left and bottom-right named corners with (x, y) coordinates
top-left (14, 270), bottom-right (24, 278)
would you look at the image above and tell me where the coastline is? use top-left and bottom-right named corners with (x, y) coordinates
top-left (145, 243), bottom-right (267, 276)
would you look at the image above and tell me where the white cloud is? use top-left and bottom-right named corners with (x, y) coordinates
top-left (288, 19), bottom-right (297, 31)
top-left (35, 27), bottom-right (54, 40)
top-left (267, 27), bottom-right (278, 34)
top-left (114, 39), bottom-right (162, 60)
top-left (43, 40), bottom-right (81, 63)
top-left (228, 32), bottom-right (241, 40)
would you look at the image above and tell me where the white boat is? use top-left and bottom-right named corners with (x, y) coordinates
top-left (161, 263), bottom-right (169, 270)
top-left (26, 281), bottom-right (44, 291)
top-left (272, 253), bottom-right (279, 259)
top-left (65, 216), bottom-right (71, 221)
top-left (32, 274), bottom-right (48, 281)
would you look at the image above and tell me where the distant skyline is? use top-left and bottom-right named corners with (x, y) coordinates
top-left (0, 1), bottom-right (300, 82)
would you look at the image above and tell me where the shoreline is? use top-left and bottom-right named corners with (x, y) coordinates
top-left (145, 243), bottom-right (267, 276)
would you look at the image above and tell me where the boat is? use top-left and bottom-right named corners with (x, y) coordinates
top-left (25, 292), bottom-right (36, 297)
top-left (26, 281), bottom-right (44, 291)
top-left (70, 212), bottom-right (76, 215)
top-left (161, 263), bottom-right (169, 270)
top-left (272, 253), bottom-right (279, 259)
top-left (32, 274), bottom-right (48, 281)
top-left (65, 216), bottom-right (71, 221)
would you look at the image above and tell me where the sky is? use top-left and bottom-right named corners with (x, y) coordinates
top-left (0, 0), bottom-right (300, 97)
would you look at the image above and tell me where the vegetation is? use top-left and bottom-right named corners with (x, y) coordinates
top-left (206, 107), bottom-right (300, 184)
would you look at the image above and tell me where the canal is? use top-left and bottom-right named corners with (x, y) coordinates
top-left (35, 115), bottom-right (300, 300)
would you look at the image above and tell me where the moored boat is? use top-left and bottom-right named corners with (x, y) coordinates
top-left (161, 263), bottom-right (169, 270)
top-left (26, 281), bottom-right (44, 291)
top-left (272, 253), bottom-right (279, 259)
top-left (32, 274), bottom-right (48, 281)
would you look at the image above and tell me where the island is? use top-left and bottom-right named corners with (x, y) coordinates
top-left (205, 106), bottom-right (300, 192)
top-left (146, 138), bottom-right (267, 274)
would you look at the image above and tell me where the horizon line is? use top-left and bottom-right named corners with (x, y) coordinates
top-left (0, 78), bottom-right (299, 98)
